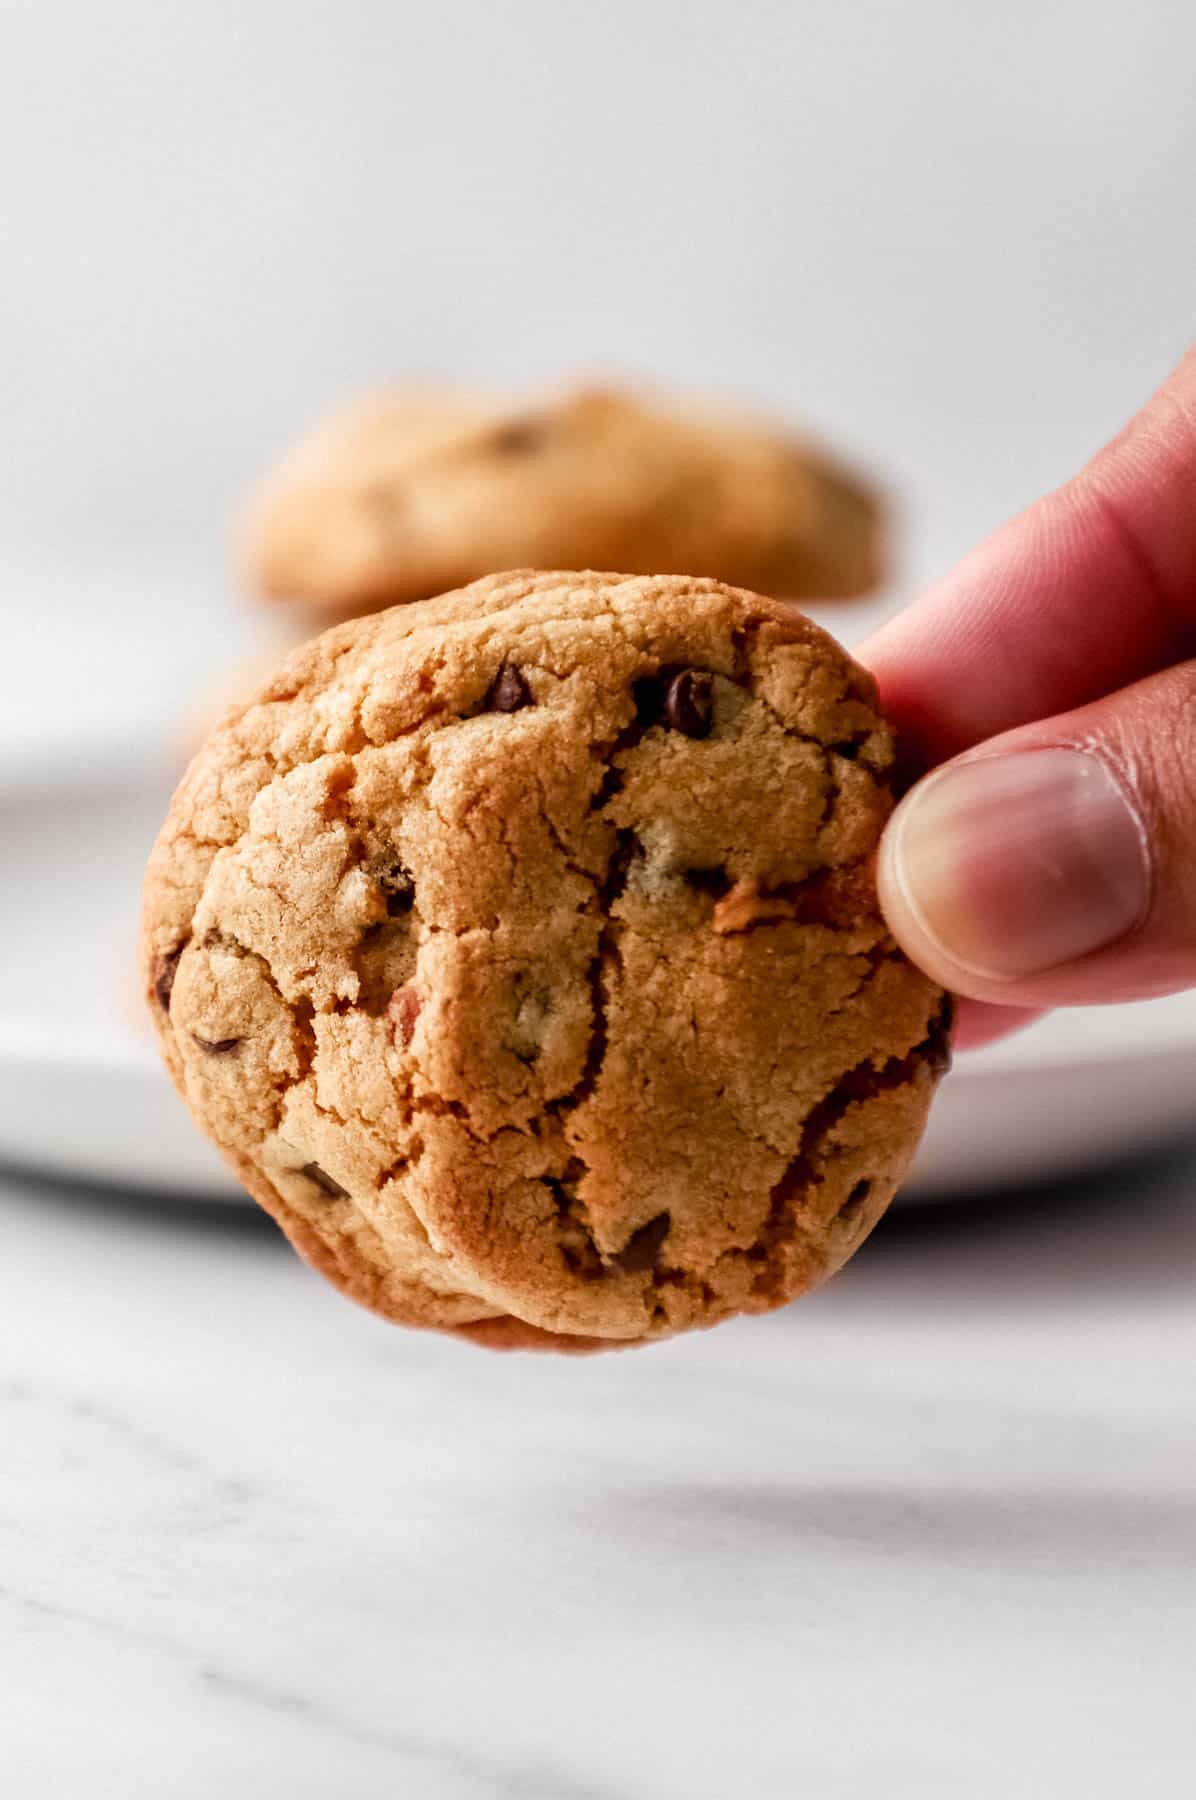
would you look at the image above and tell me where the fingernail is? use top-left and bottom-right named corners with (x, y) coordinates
top-left (886, 747), bottom-right (1150, 981)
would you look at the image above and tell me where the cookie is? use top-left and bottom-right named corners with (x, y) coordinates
top-left (244, 386), bottom-right (884, 619)
top-left (142, 572), bottom-right (948, 1351)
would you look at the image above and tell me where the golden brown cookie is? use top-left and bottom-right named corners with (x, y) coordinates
top-left (142, 572), bottom-right (947, 1351)
top-left (244, 386), bottom-right (883, 618)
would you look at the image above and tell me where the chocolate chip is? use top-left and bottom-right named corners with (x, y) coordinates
top-left (487, 664), bottom-right (534, 712)
top-left (683, 867), bottom-right (732, 899)
top-left (388, 984), bottom-right (422, 1046)
top-left (616, 1210), bottom-right (671, 1273)
top-left (490, 416), bottom-right (547, 455)
top-left (663, 670), bottom-right (713, 738)
top-left (152, 945), bottom-right (184, 1013)
top-left (192, 1034), bottom-right (242, 1055)
top-left (301, 1161), bottom-right (348, 1200)
top-left (632, 673), bottom-right (667, 725)
top-left (378, 861), bottom-right (415, 916)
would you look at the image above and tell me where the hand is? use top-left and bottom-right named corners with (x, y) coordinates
top-left (862, 344), bottom-right (1196, 1049)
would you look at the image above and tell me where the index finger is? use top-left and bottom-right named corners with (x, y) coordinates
top-left (860, 343), bottom-right (1196, 765)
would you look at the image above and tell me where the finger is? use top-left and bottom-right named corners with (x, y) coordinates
top-left (862, 343), bottom-right (1196, 764)
top-left (878, 660), bottom-right (1196, 1010)
top-left (952, 999), bottom-right (1043, 1052)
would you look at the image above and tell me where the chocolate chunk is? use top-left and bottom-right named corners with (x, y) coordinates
top-left (684, 867), bottom-right (732, 899)
top-left (616, 1210), bottom-right (671, 1273)
top-left (378, 860), bottom-right (415, 916)
top-left (663, 670), bottom-right (713, 738)
top-left (301, 1161), bottom-right (349, 1200)
top-left (152, 944), bottom-right (184, 1013)
top-left (388, 984), bottom-right (422, 1046)
top-left (490, 416), bottom-right (546, 455)
top-left (632, 673), bottom-right (667, 725)
top-left (192, 1034), bottom-right (242, 1055)
top-left (487, 664), bottom-right (534, 713)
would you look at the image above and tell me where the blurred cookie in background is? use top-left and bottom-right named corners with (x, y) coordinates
top-left (243, 383), bottom-right (885, 621)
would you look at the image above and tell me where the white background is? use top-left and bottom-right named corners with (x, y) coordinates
top-left (1, 0), bottom-right (1194, 745)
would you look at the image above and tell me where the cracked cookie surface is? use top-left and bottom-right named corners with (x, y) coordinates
top-left (142, 572), bottom-right (948, 1351)
top-left (244, 386), bottom-right (884, 619)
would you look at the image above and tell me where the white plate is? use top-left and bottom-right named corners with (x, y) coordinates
top-left (1, 749), bottom-right (1193, 1202)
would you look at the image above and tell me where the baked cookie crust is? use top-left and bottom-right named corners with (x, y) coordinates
top-left (142, 572), bottom-right (947, 1350)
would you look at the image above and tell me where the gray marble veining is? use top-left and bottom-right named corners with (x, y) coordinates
top-left (5, 1155), bottom-right (1196, 1797)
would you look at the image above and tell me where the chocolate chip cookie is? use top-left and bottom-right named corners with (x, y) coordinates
top-left (244, 386), bottom-right (884, 619)
top-left (142, 572), bottom-right (947, 1351)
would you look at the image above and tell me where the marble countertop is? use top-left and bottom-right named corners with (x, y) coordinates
top-left (6, 1149), bottom-right (1196, 1797)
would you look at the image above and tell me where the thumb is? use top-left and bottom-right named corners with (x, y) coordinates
top-left (877, 661), bottom-right (1196, 1010)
